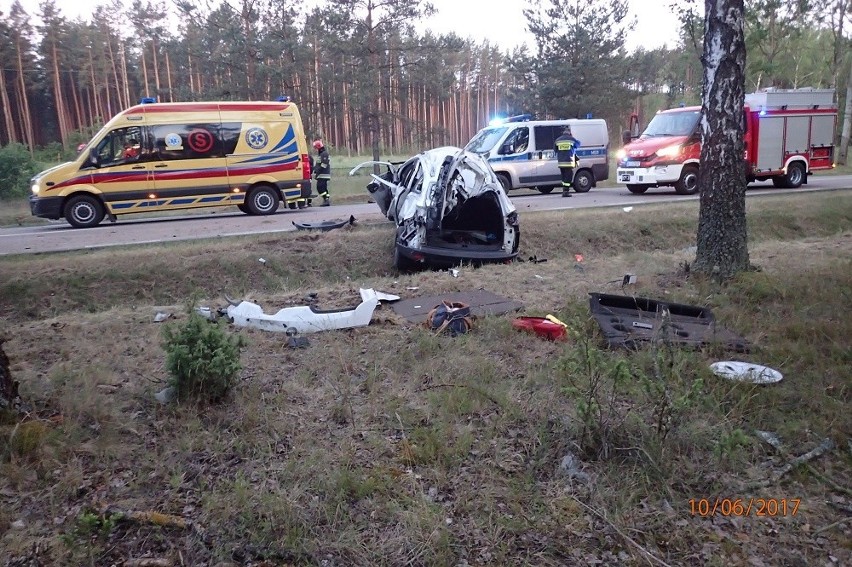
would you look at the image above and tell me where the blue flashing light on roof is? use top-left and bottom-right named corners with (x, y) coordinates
top-left (759, 109), bottom-right (767, 116)
top-left (140, 97), bottom-right (157, 104)
top-left (488, 116), bottom-right (505, 127)
top-left (505, 114), bottom-right (533, 123)
top-left (276, 95), bottom-right (290, 102)
top-left (586, 112), bottom-right (593, 119)
top-left (679, 102), bottom-right (686, 107)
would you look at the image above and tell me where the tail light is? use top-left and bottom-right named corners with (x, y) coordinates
top-left (301, 153), bottom-right (311, 178)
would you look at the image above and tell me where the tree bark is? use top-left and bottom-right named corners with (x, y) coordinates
top-left (693, 0), bottom-right (750, 280)
top-left (0, 337), bottom-right (20, 412)
top-left (839, 55), bottom-right (852, 165)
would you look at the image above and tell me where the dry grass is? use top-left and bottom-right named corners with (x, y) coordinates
top-left (0, 193), bottom-right (850, 566)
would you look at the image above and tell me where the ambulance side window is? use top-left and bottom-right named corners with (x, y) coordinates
top-left (220, 123), bottom-right (241, 155)
top-left (94, 126), bottom-right (145, 167)
top-left (150, 124), bottom-right (223, 161)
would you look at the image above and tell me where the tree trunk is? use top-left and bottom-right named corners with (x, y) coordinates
top-left (0, 337), bottom-right (20, 412)
top-left (693, 0), bottom-right (750, 280)
top-left (0, 69), bottom-right (16, 144)
top-left (839, 55), bottom-right (852, 165)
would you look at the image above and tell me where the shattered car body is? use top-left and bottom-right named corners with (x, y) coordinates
top-left (350, 146), bottom-right (520, 269)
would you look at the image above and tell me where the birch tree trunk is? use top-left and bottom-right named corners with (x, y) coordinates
top-left (838, 55), bottom-right (852, 165)
top-left (0, 70), bottom-right (16, 143)
top-left (693, 0), bottom-right (750, 280)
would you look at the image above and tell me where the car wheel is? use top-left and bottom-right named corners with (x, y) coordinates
top-left (572, 170), bottom-right (593, 193)
top-left (246, 185), bottom-right (280, 215)
top-left (626, 184), bottom-right (649, 194)
top-left (64, 194), bottom-right (105, 228)
top-left (497, 174), bottom-right (512, 192)
top-left (537, 186), bottom-right (555, 194)
top-left (674, 165), bottom-right (699, 195)
top-left (782, 162), bottom-right (805, 188)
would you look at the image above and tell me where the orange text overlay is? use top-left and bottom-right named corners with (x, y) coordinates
top-left (689, 498), bottom-right (800, 517)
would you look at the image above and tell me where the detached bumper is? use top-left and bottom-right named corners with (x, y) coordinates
top-left (617, 164), bottom-right (683, 186)
top-left (29, 196), bottom-right (63, 220)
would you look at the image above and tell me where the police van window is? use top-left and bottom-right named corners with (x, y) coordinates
top-left (94, 126), bottom-right (145, 167)
top-left (150, 124), bottom-right (223, 161)
top-left (466, 126), bottom-right (507, 153)
top-left (499, 127), bottom-right (529, 155)
top-left (534, 125), bottom-right (560, 153)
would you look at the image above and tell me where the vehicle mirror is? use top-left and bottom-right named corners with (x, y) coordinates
top-left (621, 130), bottom-right (633, 145)
top-left (500, 143), bottom-right (514, 155)
top-left (88, 148), bottom-right (100, 167)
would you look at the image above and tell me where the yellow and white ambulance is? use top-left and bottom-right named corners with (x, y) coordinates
top-left (29, 98), bottom-right (312, 228)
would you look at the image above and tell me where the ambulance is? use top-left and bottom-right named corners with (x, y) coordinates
top-left (29, 98), bottom-right (313, 228)
top-left (616, 88), bottom-right (837, 194)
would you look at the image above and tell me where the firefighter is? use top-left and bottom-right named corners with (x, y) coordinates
top-left (312, 139), bottom-right (331, 206)
top-left (554, 126), bottom-right (581, 197)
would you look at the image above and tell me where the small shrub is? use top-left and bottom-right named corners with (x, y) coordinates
top-left (7, 420), bottom-right (48, 461)
top-left (161, 312), bottom-right (245, 403)
top-left (0, 142), bottom-right (40, 199)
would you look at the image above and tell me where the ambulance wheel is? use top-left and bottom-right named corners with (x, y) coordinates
top-left (781, 162), bottom-right (805, 188)
top-left (627, 184), bottom-right (649, 194)
top-left (237, 204), bottom-right (250, 214)
top-left (64, 194), bottom-right (105, 228)
top-left (674, 165), bottom-right (699, 195)
top-left (572, 170), bottom-right (593, 193)
top-left (537, 186), bottom-right (555, 194)
top-left (246, 185), bottom-right (280, 215)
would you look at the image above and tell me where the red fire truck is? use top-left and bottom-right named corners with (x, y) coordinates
top-left (616, 88), bottom-right (837, 194)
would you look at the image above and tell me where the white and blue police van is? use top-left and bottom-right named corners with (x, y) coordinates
top-left (465, 115), bottom-right (610, 194)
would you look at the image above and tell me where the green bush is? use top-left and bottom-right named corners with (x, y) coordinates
top-left (0, 142), bottom-right (40, 200)
top-left (161, 312), bottom-right (245, 403)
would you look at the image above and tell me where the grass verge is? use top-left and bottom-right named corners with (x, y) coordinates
top-left (0, 193), bottom-right (849, 566)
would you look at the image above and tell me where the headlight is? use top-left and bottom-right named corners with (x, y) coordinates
top-left (616, 149), bottom-right (626, 160)
top-left (655, 144), bottom-right (682, 158)
top-left (31, 184), bottom-right (40, 195)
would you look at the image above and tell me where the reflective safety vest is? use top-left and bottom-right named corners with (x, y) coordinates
top-left (555, 134), bottom-right (581, 168)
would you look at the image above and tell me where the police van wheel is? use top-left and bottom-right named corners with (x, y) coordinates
top-left (246, 186), bottom-right (280, 215)
top-left (537, 186), bottom-right (555, 194)
top-left (572, 170), bottom-right (593, 193)
top-left (64, 194), bottom-right (105, 228)
top-left (497, 174), bottom-right (512, 192)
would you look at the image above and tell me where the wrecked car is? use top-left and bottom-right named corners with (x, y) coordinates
top-left (350, 146), bottom-right (520, 270)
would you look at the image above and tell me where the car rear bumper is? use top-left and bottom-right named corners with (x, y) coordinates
top-left (30, 196), bottom-right (63, 219)
top-left (397, 243), bottom-right (517, 268)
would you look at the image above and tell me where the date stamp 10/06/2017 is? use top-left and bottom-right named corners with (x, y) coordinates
top-left (689, 498), bottom-right (800, 517)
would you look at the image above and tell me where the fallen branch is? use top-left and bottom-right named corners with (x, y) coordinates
top-left (570, 496), bottom-right (672, 567)
top-left (748, 438), bottom-right (835, 490)
top-left (104, 505), bottom-right (188, 529)
top-left (124, 559), bottom-right (172, 567)
top-left (415, 382), bottom-right (502, 408)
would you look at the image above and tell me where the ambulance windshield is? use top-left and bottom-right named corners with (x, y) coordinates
top-left (642, 110), bottom-right (700, 137)
top-left (466, 126), bottom-right (508, 154)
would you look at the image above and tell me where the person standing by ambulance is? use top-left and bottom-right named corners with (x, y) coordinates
top-left (312, 139), bottom-right (332, 206)
top-left (554, 126), bottom-right (581, 197)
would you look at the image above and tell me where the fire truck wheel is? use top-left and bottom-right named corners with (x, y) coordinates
top-left (674, 165), bottom-right (699, 195)
top-left (626, 184), bottom-right (649, 194)
top-left (781, 162), bottom-right (805, 188)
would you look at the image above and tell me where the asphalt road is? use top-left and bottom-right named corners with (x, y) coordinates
top-left (2, 175), bottom-right (850, 256)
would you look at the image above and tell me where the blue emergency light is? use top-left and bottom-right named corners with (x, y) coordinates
top-left (276, 95), bottom-right (291, 102)
top-left (140, 97), bottom-right (157, 104)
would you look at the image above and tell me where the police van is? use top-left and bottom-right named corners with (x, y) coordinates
top-left (29, 98), bottom-right (312, 228)
top-left (465, 115), bottom-right (610, 194)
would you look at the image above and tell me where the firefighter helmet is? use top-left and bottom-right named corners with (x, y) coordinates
top-left (312, 139), bottom-right (323, 150)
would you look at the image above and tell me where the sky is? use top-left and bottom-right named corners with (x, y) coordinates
top-left (0, 0), bottom-right (685, 53)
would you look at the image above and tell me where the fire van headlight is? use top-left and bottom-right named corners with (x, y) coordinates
top-left (655, 144), bottom-right (682, 158)
top-left (31, 183), bottom-right (40, 195)
top-left (616, 148), bottom-right (626, 160)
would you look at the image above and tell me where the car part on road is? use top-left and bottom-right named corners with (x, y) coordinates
top-left (391, 290), bottom-right (523, 324)
top-left (709, 361), bottom-right (782, 384)
top-left (292, 215), bottom-right (356, 231)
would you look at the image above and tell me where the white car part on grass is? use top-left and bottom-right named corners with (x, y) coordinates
top-left (226, 288), bottom-right (399, 334)
top-left (710, 361), bottom-right (783, 384)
